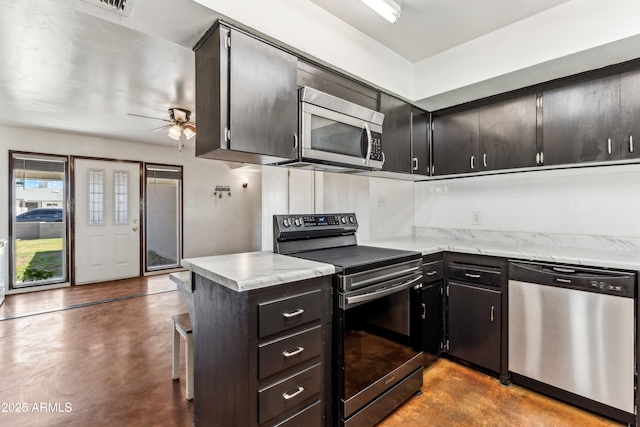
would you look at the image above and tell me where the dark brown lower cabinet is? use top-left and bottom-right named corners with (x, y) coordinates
top-left (192, 274), bottom-right (332, 427)
top-left (447, 282), bottom-right (501, 373)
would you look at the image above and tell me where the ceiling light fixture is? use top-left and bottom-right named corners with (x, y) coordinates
top-left (360, 0), bottom-right (401, 23)
top-left (167, 124), bottom-right (182, 141)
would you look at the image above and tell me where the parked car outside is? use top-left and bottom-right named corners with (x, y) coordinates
top-left (16, 208), bottom-right (63, 222)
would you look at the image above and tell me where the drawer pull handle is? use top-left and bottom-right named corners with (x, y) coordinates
top-left (282, 308), bottom-right (304, 318)
top-left (282, 386), bottom-right (304, 400)
top-left (557, 278), bottom-right (572, 284)
top-left (464, 273), bottom-right (481, 279)
top-left (421, 303), bottom-right (426, 320)
top-left (426, 270), bottom-right (438, 276)
top-left (490, 305), bottom-right (495, 322)
top-left (282, 347), bottom-right (305, 358)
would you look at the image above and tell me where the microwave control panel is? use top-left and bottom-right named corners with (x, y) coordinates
top-left (370, 132), bottom-right (382, 161)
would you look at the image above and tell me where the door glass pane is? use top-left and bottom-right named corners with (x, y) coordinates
top-left (145, 165), bottom-right (182, 271)
top-left (310, 115), bottom-right (364, 158)
top-left (88, 170), bottom-right (104, 225)
top-left (114, 171), bottom-right (129, 225)
top-left (12, 154), bottom-right (67, 288)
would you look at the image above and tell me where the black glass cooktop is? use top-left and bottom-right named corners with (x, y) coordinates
top-left (290, 245), bottom-right (421, 275)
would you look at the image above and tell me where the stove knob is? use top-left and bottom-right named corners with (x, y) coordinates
top-left (294, 218), bottom-right (302, 227)
top-left (282, 218), bottom-right (291, 228)
top-left (349, 216), bottom-right (356, 224)
top-left (341, 216), bottom-right (347, 224)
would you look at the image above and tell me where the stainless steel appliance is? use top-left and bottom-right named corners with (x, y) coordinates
top-left (509, 261), bottom-right (636, 424)
top-left (285, 87), bottom-right (384, 172)
top-left (273, 213), bottom-right (423, 427)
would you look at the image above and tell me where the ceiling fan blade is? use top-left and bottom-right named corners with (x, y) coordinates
top-left (127, 113), bottom-right (172, 123)
top-left (150, 124), bottom-right (172, 132)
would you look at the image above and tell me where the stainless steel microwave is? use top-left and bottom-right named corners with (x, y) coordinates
top-left (297, 87), bottom-right (384, 171)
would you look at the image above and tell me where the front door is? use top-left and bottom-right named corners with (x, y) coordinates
top-left (74, 159), bottom-right (141, 285)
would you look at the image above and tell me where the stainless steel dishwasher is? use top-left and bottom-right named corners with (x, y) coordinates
top-left (508, 261), bottom-right (636, 423)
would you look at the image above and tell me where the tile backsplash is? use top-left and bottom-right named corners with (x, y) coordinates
top-left (414, 164), bottom-right (640, 237)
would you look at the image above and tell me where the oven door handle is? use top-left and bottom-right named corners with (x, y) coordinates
top-left (344, 274), bottom-right (423, 308)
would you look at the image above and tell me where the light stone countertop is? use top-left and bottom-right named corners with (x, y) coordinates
top-left (181, 251), bottom-right (335, 292)
top-left (363, 233), bottom-right (640, 271)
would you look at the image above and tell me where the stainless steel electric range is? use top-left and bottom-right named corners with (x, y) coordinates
top-left (273, 213), bottom-right (424, 427)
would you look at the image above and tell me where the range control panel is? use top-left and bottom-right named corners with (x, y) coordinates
top-left (273, 213), bottom-right (359, 252)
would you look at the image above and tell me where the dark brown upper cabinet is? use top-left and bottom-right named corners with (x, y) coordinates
top-left (378, 93), bottom-right (430, 176)
top-left (296, 60), bottom-right (379, 111)
top-left (542, 75), bottom-right (620, 166)
top-left (620, 68), bottom-right (640, 160)
top-left (195, 22), bottom-right (299, 164)
top-left (432, 109), bottom-right (479, 176)
top-left (478, 94), bottom-right (537, 170)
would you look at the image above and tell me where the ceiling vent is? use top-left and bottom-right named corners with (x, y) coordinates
top-left (79, 0), bottom-right (136, 16)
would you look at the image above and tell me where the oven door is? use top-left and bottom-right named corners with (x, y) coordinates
top-left (338, 272), bottom-right (424, 421)
top-left (300, 102), bottom-right (383, 170)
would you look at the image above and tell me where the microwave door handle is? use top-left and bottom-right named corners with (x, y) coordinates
top-left (363, 122), bottom-right (372, 165)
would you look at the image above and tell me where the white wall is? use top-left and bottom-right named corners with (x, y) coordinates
top-left (0, 125), bottom-right (263, 260)
top-left (414, 164), bottom-right (640, 237)
top-left (261, 167), bottom-right (415, 248)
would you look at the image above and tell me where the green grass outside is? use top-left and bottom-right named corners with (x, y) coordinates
top-left (15, 238), bottom-right (64, 282)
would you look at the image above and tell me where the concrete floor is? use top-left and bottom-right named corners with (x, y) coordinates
top-left (0, 275), bottom-right (623, 426)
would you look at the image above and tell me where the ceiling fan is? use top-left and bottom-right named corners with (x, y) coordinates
top-left (129, 108), bottom-right (196, 151)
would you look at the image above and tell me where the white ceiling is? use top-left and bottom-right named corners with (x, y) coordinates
top-left (0, 0), bottom-right (621, 147)
top-left (309, 0), bottom-right (571, 63)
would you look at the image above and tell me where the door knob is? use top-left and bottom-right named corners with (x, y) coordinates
top-left (133, 227), bottom-right (138, 231)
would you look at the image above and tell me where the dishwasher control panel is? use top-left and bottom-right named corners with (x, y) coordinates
top-left (509, 261), bottom-right (635, 298)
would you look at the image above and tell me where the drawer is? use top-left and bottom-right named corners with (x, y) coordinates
top-left (273, 399), bottom-right (322, 427)
top-left (259, 325), bottom-right (322, 379)
top-left (422, 260), bottom-right (444, 284)
top-left (448, 262), bottom-right (501, 287)
top-left (258, 363), bottom-right (322, 424)
top-left (259, 290), bottom-right (321, 338)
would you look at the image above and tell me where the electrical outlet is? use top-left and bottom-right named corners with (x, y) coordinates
top-left (472, 211), bottom-right (481, 225)
top-left (377, 197), bottom-right (387, 208)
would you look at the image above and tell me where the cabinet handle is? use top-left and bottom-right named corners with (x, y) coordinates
top-left (293, 132), bottom-right (298, 151)
top-left (412, 157), bottom-right (418, 171)
top-left (282, 386), bottom-right (304, 400)
top-left (465, 273), bottom-right (481, 279)
top-left (483, 153), bottom-right (487, 168)
top-left (431, 165), bottom-right (434, 175)
top-left (607, 138), bottom-right (612, 155)
top-left (630, 135), bottom-right (634, 153)
top-left (490, 306), bottom-right (495, 322)
top-left (557, 278), bottom-right (572, 284)
top-left (470, 156), bottom-right (475, 169)
top-left (421, 303), bottom-right (426, 320)
top-left (426, 270), bottom-right (437, 276)
top-left (381, 152), bottom-right (386, 166)
top-left (282, 308), bottom-right (304, 318)
top-left (282, 347), bottom-right (305, 358)
top-left (536, 152), bottom-right (540, 164)
top-left (540, 151), bottom-right (544, 164)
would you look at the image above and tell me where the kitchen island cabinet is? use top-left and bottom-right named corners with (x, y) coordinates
top-left (191, 273), bottom-right (332, 427)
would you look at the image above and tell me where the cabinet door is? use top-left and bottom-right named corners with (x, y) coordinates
top-left (380, 93), bottom-right (412, 173)
top-left (542, 75), bottom-right (620, 165)
top-left (447, 283), bottom-right (501, 373)
top-left (432, 109), bottom-right (478, 175)
top-left (479, 95), bottom-right (537, 170)
top-left (411, 109), bottom-right (430, 175)
top-left (421, 282), bottom-right (443, 362)
top-left (228, 28), bottom-right (298, 160)
top-left (620, 69), bottom-right (640, 160)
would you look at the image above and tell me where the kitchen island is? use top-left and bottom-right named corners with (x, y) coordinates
top-left (181, 251), bottom-right (335, 427)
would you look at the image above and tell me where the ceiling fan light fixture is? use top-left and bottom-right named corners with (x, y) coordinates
top-left (168, 124), bottom-right (182, 141)
top-left (183, 125), bottom-right (196, 140)
top-left (360, 0), bottom-right (401, 23)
